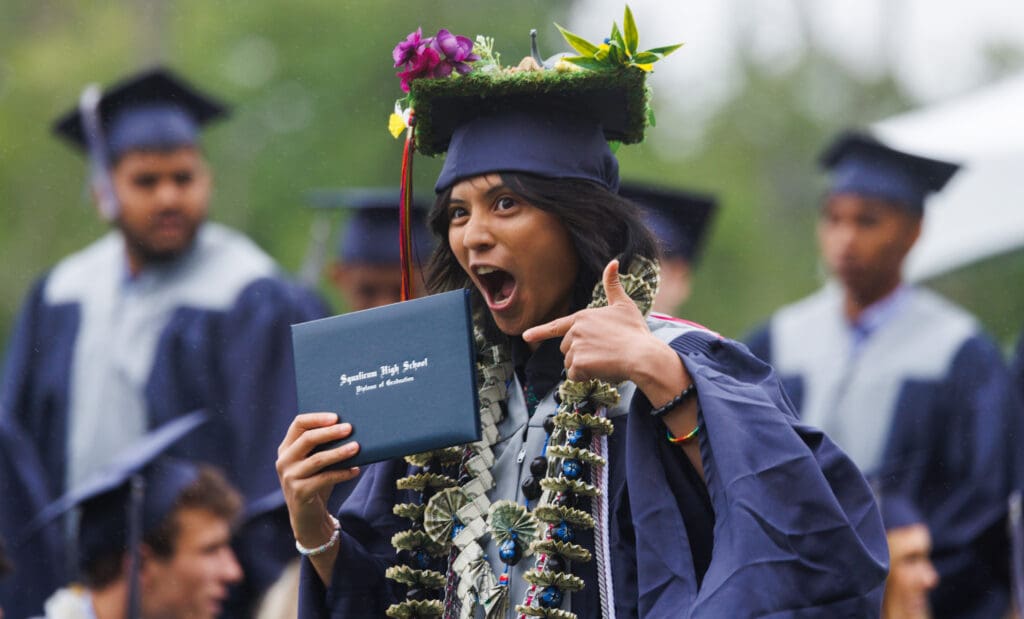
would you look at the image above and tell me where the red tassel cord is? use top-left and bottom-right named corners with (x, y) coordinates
top-left (398, 111), bottom-right (416, 301)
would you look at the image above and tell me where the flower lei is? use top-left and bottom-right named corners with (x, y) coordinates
top-left (385, 257), bottom-right (660, 619)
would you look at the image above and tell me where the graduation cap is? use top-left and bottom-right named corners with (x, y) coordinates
top-left (51, 67), bottom-right (227, 221)
top-left (24, 411), bottom-right (207, 613)
top-left (53, 66), bottom-right (228, 160)
top-left (620, 182), bottom-right (718, 263)
top-left (877, 493), bottom-right (925, 531)
top-left (819, 130), bottom-right (961, 213)
top-left (385, 17), bottom-right (680, 297)
top-left (308, 188), bottom-right (434, 265)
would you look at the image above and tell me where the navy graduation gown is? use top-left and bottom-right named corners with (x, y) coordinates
top-left (0, 223), bottom-right (327, 615)
top-left (1012, 329), bottom-right (1024, 407)
top-left (0, 415), bottom-right (63, 619)
top-left (299, 317), bottom-right (887, 617)
top-left (747, 285), bottom-right (1021, 618)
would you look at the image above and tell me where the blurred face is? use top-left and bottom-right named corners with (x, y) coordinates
top-left (882, 524), bottom-right (940, 619)
top-left (652, 256), bottom-right (693, 315)
top-left (330, 263), bottom-right (425, 311)
top-left (447, 174), bottom-right (579, 339)
top-left (818, 194), bottom-right (921, 306)
top-left (140, 508), bottom-right (242, 619)
top-left (111, 147), bottom-right (211, 274)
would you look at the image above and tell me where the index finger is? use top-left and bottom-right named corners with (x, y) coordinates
top-left (280, 412), bottom-right (339, 453)
top-left (522, 313), bottom-right (575, 344)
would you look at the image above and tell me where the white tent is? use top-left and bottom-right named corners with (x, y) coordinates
top-left (872, 72), bottom-right (1024, 282)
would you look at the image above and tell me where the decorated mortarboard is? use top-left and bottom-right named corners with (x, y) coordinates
top-left (386, 5), bottom-right (682, 300)
top-left (53, 66), bottom-right (228, 159)
top-left (819, 130), bottom-right (961, 213)
top-left (307, 188), bottom-right (434, 266)
top-left (620, 182), bottom-right (718, 263)
top-left (22, 411), bottom-right (207, 610)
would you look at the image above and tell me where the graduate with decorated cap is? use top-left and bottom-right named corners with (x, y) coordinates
top-left (304, 188), bottom-right (434, 311)
top-left (0, 66), bottom-right (327, 616)
top-left (278, 9), bottom-right (887, 618)
top-left (24, 412), bottom-right (244, 619)
top-left (746, 130), bottom-right (1022, 618)
top-left (619, 182), bottom-right (717, 314)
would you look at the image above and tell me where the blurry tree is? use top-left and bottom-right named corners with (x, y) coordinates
top-left (0, 0), bottom-right (1022, 351)
top-left (615, 0), bottom-right (1024, 344)
top-left (0, 0), bottom-right (570, 344)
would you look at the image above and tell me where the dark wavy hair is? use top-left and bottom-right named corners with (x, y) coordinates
top-left (425, 172), bottom-right (658, 335)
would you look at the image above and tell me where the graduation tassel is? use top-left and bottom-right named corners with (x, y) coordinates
top-left (399, 111), bottom-right (417, 301)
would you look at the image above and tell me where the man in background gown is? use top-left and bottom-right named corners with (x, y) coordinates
top-left (746, 130), bottom-right (1022, 618)
top-left (0, 67), bottom-right (326, 615)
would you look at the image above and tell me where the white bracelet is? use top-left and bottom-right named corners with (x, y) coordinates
top-left (295, 514), bottom-right (341, 556)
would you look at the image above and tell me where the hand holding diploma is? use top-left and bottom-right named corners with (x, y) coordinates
top-left (276, 412), bottom-right (362, 585)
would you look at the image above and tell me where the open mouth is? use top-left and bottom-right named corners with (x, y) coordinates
top-left (474, 265), bottom-right (517, 308)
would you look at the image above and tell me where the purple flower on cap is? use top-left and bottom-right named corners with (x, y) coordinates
top-left (393, 27), bottom-right (479, 92)
top-left (431, 29), bottom-right (480, 76)
top-left (396, 45), bottom-right (441, 93)
top-left (393, 28), bottom-right (428, 68)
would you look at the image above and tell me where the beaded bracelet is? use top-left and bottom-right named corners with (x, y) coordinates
top-left (666, 423), bottom-right (701, 444)
top-left (295, 514), bottom-right (341, 557)
top-left (649, 383), bottom-right (697, 417)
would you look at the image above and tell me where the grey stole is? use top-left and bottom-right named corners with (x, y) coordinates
top-left (769, 285), bottom-right (976, 473)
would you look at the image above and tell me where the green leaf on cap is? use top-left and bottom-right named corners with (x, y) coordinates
top-left (623, 5), bottom-right (639, 56)
top-left (555, 24), bottom-right (600, 56)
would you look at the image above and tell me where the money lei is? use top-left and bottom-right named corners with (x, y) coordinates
top-left (386, 257), bottom-right (660, 619)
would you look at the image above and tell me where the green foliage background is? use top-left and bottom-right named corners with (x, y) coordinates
top-left (1, 0), bottom-right (1022, 353)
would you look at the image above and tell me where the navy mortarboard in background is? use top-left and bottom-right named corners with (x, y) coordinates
top-left (299, 188), bottom-right (434, 286)
top-left (23, 411), bottom-right (207, 614)
top-left (309, 188), bottom-right (433, 265)
top-left (53, 66), bottom-right (228, 160)
top-left (877, 492), bottom-right (925, 531)
top-left (51, 66), bottom-right (228, 220)
top-left (620, 182), bottom-right (718, 263)
top-left (819, 130), bottom-right (961, 213)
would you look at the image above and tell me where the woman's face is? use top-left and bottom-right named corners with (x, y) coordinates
top-left (447, 174), bottom-right (579, 338)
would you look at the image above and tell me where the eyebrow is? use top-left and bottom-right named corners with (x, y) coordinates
top-left (448, 182), bottom-right (511, 205)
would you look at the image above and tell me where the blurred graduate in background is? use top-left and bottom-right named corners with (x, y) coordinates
top-left (876, 492), bottom-right (940, 619)
top-left (747, 130), bottom-right (1022, 618)
top-left (252, 190), bottom-right (435, 619)
top-left (0, 67), bottom-right (327, 616)
top-left (619, 182), bottom-right (717, 315)
top-left (305, 188), bottom-right (434, 311)
top-left (27, 413), bottom-right (244, 619)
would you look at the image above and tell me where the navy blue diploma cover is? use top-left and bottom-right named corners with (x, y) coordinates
top-left (291, 290), bottom-right (480, 467)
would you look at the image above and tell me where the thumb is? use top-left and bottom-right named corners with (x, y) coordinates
top-left (602, 259), bottom-right (631, 306)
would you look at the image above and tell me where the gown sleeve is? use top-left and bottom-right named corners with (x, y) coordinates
top-left (740, 320), bottom-right (772, 364)
top-left (901, 334), bottom-right (1021, 618)
top-left (625, 329), bottom-right (888, 618)
top-left (298, 460), bottom-right (409, 618)
top-left (0, 415), bottom-right (64, 619)
top-left (1011, 330), bottom-right (1024, 409)
top-left (0, 276), bottom-right (76, 618)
